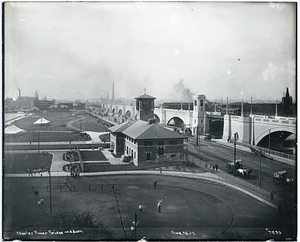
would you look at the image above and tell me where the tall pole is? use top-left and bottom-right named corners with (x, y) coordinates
top-left (259, 151), bottom-right (261, 189)
top-left (233, 132), bottom-right (237, 177)
top-left (49, 169), bottom-right (52, 213)
top-left (234, 133), bottom-right (237, 162)
top-left (268, 129), bottom-right (271, 155)
top-left (196, 126), bottom-right (199, 146)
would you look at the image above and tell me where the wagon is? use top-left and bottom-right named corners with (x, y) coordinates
top-left (273, 170), bottom-right (294, 185)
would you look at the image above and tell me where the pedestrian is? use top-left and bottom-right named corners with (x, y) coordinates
top-left (157, 199), bottom-right (163, 213)
top-left (29, 169), bottom-right (33, 176)
top-left (154, 180), bottom-right (157, 188)
top-left (64, 179), bottom-right (67, 185)
top-left (270, 190), bottom-right (274, 201)
top-left (159, 168), bottom-right (162, 173)
top-left (139, 204), bottom-right (142, 213)
top-left (69, 184), bottom-right (72, 191)
top-left (37, 200), bottom-right (42, 207)
top-left (40, 198), bottom-right (44, 207)
top-left (215, 164), bottom-right (218, 171)
top-left (66, 175), bottom-right (68, 180)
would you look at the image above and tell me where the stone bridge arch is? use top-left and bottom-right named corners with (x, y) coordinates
top-left (167, 116), bottom-right (185, 129)
top-left (118, 108), bottom-right (123, 116)
top-left (255, 126), bottom-right (296, 146)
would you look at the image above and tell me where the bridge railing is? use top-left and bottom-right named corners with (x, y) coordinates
top-left (236, 141), bottom-right (296, 161)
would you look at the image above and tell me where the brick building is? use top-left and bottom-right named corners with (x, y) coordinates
top-left (109, 93), bottom-right (186, 165)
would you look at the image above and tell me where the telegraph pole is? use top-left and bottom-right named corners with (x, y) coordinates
top-left (259, 151), bottom-right (262, 189)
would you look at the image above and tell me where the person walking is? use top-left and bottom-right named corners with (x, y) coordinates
top-left (139, 204), bottom-right (142, 213)
top-left (270, 190), bottom-right (274, 201)
top-left (157, 199), bottom-right (163, 213)
top-left (154, 180), bottom-right (157, 189)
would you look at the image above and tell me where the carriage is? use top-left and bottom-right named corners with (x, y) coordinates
top-left (226, 160), bottom-right (252, 178)
top-left (236, 168), bottom-right (252, 178)
top-left (273, 170), bottom-right (294, 185)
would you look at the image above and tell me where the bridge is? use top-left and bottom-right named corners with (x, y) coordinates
top-left (91, 99), bottom-right (296, 153)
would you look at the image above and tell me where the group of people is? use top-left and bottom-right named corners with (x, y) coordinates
top-left (137, 180), bottom-right (164, 215)
top-left (138, 199), bottom-right (164, 214)
top-left (210, 163), bottom-right (218, 171)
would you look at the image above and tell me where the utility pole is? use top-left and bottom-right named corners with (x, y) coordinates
top-left (48, 169), bottom-right (52, 213)
top-left (196, 126), bottom-right (198, 146)
top-left (259, 151), bottom-right (262, 189)
top-left (268, 129), bottom-right (271, 156)
top-left (233, 132), bottom-right (237, 177)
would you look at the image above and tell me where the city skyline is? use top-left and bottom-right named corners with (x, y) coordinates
top-left (4, 2), bottom-right (296, 102)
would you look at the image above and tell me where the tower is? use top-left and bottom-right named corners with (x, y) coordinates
top-left (135, 93), bottom-right (156, 121)
top-left (192, 94), bottom-right (206, 135)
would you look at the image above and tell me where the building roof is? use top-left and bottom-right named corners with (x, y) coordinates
top-left (108, 120), bottom-right (137, 133)
top-left (122, 120), bottom-right (186, 140)
top-left (135, 93), bottom-right (156, 100)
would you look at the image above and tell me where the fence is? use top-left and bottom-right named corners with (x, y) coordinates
top-left (236, 141), bottom-right (295, 160)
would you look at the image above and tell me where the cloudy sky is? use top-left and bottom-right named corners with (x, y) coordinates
top-left (4, 2), bottom-right (296, 102)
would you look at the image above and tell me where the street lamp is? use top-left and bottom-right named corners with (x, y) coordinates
top-left (48, 168), bottom-right (52, 213)
top-left (233, 132), bottom-right (238, 177)
top-left (259, 151), bottom-right (262, 189)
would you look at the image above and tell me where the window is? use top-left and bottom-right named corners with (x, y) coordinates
top-left (194, 119), bottom-right (196, 124)
top-left (194, 100), bottom-right (197, 106)
top-left (200, 100), bottom-right (203, 106)
top-left (169, 140), bottom-right (177, 145)
top-left (158, 140), bottom-right (164, 145)
top-left (144, 141), bottom-right (153, 146)
top-left (201, 119), bottom-right (203, 124)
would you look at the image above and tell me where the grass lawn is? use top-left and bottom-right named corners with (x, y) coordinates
top-left (3, 175), bottom-right (284, 241)
top-left (13, 112), bottom-right (78, 131)
top-left (80, 150), bottom-right (108, 161)
top-left (4, 153), bottom-right (53, 173)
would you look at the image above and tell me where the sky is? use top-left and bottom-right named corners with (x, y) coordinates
top-left (4, 2), bottom-right (297, 103)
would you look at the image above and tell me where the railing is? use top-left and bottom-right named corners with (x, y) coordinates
top-left (236, 141), bottom-right (296, 160)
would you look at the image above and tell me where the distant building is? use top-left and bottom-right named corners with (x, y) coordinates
top-left (34, 98), bottom-right (54, 110)
top-left (109, 93), bottom-right (187, 165)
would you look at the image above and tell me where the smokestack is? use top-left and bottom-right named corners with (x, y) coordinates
top-left (112, 83), bottom-right (114, 103)
top-left (18, 88), bottom-right (21, 98)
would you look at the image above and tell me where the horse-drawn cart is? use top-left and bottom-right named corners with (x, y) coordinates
top-left (273, 170), bottom-right (294, 185)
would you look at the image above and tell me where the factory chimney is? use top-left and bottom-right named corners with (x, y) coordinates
top-left (112, 83), bottom-right (114, 103)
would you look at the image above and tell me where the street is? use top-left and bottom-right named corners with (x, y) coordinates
top-left (185, 136), bottom-right (296, 200)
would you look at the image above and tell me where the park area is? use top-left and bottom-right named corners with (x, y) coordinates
top-left (5, 110), bottom-right (110, 143)
top-left (3, 175), bottom-right (288, 241)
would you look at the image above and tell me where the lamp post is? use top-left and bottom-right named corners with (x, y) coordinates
top-left (268, 129), bottom-right (271, 156)
top-left (233, 132), bottom-right (237, 177)
top-left (259, 151), bottom-right (262, 189)
top-left (48, 169), bottom-right (52, 213)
